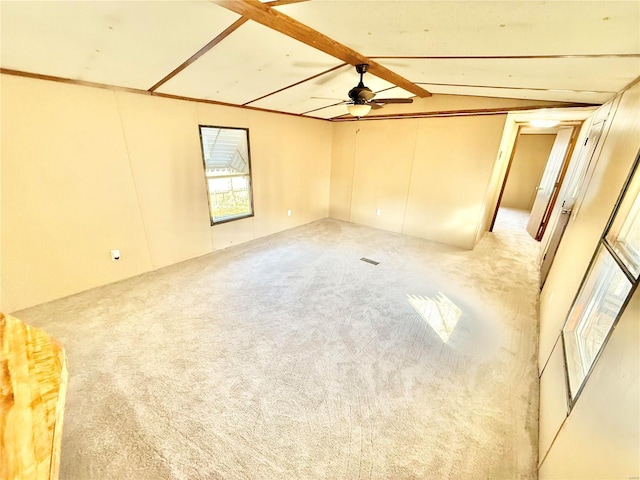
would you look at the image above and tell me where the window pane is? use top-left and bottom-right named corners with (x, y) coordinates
top-left (200, 127), bottom-right (250, 176)
top-left (608, 190), bottom-right (640, 278)
top-left (563, 247), bottom-right (632, 399)
top-left (208, 175), bottom-right (251, 221)
top-left (199, 126), bottom-right (253, 224)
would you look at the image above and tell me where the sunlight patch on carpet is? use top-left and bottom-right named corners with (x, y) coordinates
top-left (407, 292), bottom-right (462, 343)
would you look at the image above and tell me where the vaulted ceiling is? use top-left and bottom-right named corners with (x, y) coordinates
top-left (1, 0), bottom-right (639, 120)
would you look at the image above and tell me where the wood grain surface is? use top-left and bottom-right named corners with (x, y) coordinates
top-left (0, 313), bottom-right (68, 480)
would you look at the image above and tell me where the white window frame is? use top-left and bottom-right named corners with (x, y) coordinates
top-left (561, 149), bottom-right (640, 409)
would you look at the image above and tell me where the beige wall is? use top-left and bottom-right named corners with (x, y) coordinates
top-left (245, 109), bottom-right (331, 240)
top-left (330, 111), bottom-right (507, 249)
top-left (538, 85), bottom-right (638, 371)
top-left (539, 290), bottom-right (639, 479)
top-left (115, 92), bottom-right (213, 269)
top-left (1, 83), bottom-right (571, 312)
top-left (1, 79), bottom-right (154, 313)
top-left (329, 122), bottom-right (357, 222)
top-left (501, 134), bottom-right (556, 211)
top-left (538, 82), bottom-right (640, 478)
top-left (405, 115), bottom-right (508, 247)
top-left (0, 74), bottom-right (331, 312)
top-left (330, 95), bottom-right (572, 249)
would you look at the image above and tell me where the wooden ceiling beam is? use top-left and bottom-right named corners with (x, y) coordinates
top-left (330, 103), bottom-right (599, 121)
top-left (213, 0), bottom-right (431, 98)
top-left (149, 17), bottom-right (248, 92)
top-left (264, 0), bottom-right (309, 6)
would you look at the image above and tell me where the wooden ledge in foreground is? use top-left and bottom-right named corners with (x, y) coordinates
top-left (0, 312), bottom-right (68, 480)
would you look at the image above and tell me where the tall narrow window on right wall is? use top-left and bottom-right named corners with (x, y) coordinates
top-left (562, 150), bottom-right (640, 407)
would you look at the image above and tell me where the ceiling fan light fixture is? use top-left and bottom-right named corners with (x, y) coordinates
top-left (347, 103), bottom-right (371, 117)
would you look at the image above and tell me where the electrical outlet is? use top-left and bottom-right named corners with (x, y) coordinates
top-left (376, 209), bottom-right (382, 216)
top-left (287, 209), bottom-right (292, 217)
top-left (110, 249), bottom-right (121, 261)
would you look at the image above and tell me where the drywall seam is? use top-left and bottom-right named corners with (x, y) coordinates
top-left (114, 90), bottom-right (155, 269)
top-left (539, 335), bottom-right (561, 378)
top-left (400, 120), bottom-right (420, 234)
top-left (349, 125), bottom-right (360, 223)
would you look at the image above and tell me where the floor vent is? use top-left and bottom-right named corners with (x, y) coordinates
top-left (360, 257), bottom-right (380, 265)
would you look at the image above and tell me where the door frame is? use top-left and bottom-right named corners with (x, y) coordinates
top-left (489, 119), bottom-right (585, 233)
top-left (488, 124), bottom-right (523, 231)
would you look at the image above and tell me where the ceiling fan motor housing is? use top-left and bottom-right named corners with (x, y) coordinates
top-left (348, 85), bottom-right (375, 103)
top-left (348, 63), bottom-right (376, 104)
top-left (346, 63), bottom-right (414, 109)
top-left (355, 64), bottom-right (369, 75)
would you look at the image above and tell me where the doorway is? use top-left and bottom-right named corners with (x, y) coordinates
top-left (498, 130), bottom-right (557, 225)
top-left (485, 106), bottom-right (611, 288)
top-left (525, 126), bottom-right (578, 241)
top-left (491, 124), bottom-right (579, 240)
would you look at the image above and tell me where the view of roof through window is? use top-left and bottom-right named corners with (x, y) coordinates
top-left (201, 127), bottom-right (249, 176)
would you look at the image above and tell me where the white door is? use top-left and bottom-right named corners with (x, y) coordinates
top-left (526, 128), bottom-right (574, 240)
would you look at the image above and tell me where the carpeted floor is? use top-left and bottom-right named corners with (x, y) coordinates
top-left (15, 208), bottom-right (541, 479)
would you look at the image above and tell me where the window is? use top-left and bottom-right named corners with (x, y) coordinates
top-left (199, 126), bottom-right (253, 225)
top-left (608, 188), bottom-right (640, 277)
top-left (562, 151), bottom-right (640, 406)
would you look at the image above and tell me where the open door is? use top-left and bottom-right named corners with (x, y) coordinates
top-left (539, 116), bottom-right (609, 285)
top-left (526, 127), bottom-right (576, 240)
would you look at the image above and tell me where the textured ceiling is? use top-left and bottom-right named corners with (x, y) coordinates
top-left (1, 0), bottom-right (639, 120)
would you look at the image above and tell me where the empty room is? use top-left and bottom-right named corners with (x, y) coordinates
top-left (1, 1), bottom-right (639, 479)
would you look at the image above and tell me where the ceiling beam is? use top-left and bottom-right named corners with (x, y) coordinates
top-left (264, 0), bottom-right (309, 6)
top-left (213, 0), bottom-right (431, 98)
top-left (330, 103), bottom-right (599, 121)
top-left (243, 63), bottom-right (346, 106)
top-left (0, 68), bottom-right (334, 122)
top-left (370, 53), bottom-right (640, 60)
top-left (415, 82), bottom-right (615, 95)
top-left (149, 17), bottom-right (248, 92)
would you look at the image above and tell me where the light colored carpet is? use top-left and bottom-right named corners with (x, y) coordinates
top-left (15, 208), bottom-right (540, 479)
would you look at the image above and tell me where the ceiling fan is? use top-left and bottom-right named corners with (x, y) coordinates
top-left (346, 64), bottom-right (413, 117)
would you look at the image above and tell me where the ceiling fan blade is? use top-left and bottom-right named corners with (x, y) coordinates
top-left (360, 89), bottom-right (376, 102)
top-left (369, 102), bottom-right (384, 110)
top-left (371, 98), bottom-right (414, 104)
top-left (349, 85), bottom-right (376, 103)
